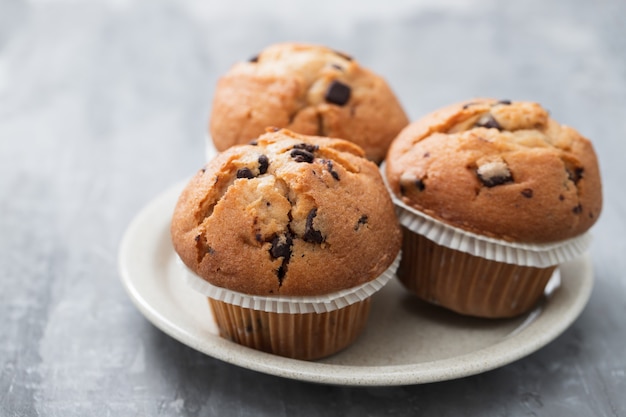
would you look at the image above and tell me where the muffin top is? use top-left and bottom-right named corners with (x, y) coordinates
top-left (385, 98), bottom-right (602, 243)
top-left (172, 129), bottom-right (402, 296)
top-left (209, 42), bottom-right (409, 163)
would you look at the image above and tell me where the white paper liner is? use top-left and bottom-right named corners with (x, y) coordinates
top-left (179, 252), bottom-right (401, 314)
top-left (379, 162), bottom-right (591, 268)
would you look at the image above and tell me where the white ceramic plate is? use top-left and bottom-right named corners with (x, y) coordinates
top-left (118, 182), bottom-right (594, 386)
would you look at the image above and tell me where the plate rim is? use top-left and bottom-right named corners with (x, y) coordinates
top-left (118, 181), bottom-right (594, 386)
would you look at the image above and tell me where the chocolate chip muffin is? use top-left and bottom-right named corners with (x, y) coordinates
top-left (386, 98), bottom-right (602, 243)
top-left (384, 98), bottom-right (602, 318)
top-left (209, 42), bottom-right (409, 163)
top-left (171, 128), bottom-right (401, 358)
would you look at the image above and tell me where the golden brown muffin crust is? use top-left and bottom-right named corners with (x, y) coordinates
top-left (209, 43), bottom-right (409, 163)
top-left (172, 129), bottom-right (402, 296)
top-left (385, 98), bottom-right (602, 243)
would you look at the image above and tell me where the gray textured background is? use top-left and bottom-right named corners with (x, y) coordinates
top-left (1, 0), bottom-right (625, 415)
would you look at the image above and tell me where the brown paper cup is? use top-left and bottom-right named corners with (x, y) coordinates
top-left (180, 252), bottom-right (400, 360)
top-left (399, 229), bottom-right (557, 318)
top-left (208, 298), bottom-right (371, 360)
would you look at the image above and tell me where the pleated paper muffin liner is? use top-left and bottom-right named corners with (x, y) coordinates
top-left (380, 163), bottom-right (591, 268)
top-left (179, 251), bottom-right (401, 314)
top-left (209, 297), bottom-right (371, 360)
top-left (399, 229), bottom-right (558, 317)
top-left (179, 252), bottom-right (399, 359)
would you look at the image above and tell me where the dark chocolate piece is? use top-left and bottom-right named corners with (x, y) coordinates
top-left (462, 102), bottom-right (477, 109)
top-left (325, 80), bottom-right (351, 106)
top-left (330, 63), bottom-right (344, 71)
top-left (236, 167), bottom-right (254, 179)
top-left (521, 188), bottom-right (534, 198)
top-left (325, 160), bottom-right (340, 181)
top-left (249, 54), bottom-right (259, 63)
top-left (496, 99), bottom-right (512, 105)
top-left (478, 174), bottom-right (512, 187)
top-left (415, 179), bottom-right (426, 191)
top-left (303, 208), bottom-right (324, 244)
top-left (269, 234), bottom-right (293, 259)
top-left (354, 214), bottom-right (368, 231)
top-left (258, 155), bottom-right (269, 175)
top-left (475, 114), bottom-right (503, 130)
top-left (573, 204), bottom-right (583, 214)
top-left (293, 143), bottom-right (318, 152)
top-left (269, 232), bottom-right (294, 285)
top-left (277, 265), bottom-right (286, 281)
top-left (476, 173), bottom-right (513, 188)
top-left (567, 167), bottom-right (584, 184)
top-left (290, 149), bottom-right (315, 163)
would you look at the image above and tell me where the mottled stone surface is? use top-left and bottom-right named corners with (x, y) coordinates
top-left (1, 0), bottom-right (625, 415)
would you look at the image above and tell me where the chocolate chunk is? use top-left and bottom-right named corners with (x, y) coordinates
top-left (290, 149), bottom-right (315, 163)
top-left (479, 174), bottom-right (512, 187)
top-left (475, 114), bottom-right (502, 130)
top-left (496, 99), bottom-right (512, 105)
top-left (236, 167), bottom-right (254, 179)
top-left (200, 167), bottom-right (206, 173)
top-left (270, 233), bottom-right (293, 285)
top-left (249, 140), bottom-right (258, 146)
top-left (303, 208), bottom-right (324, 244)
top-left (325, 80), bottom-right (351, 106)
top-left (521, 188), bottom-right (534, 198)
top-left (567, 167), bottom-right (584, 184)
top-left (277, 265), bottom-right (286, 281)
top-left (325, 160), bottom-right (340, 181)
top-left (293, 143), bottom-right (318, 152)
top-left (415, 179), bottom-right (426, 191)
top-left (423, 152), bottom-right (430, 158)
top-left (573, 204), bottom-right (583, 214)
top-left (559, 194), bottom-right (565, 201)
top-left (258, 155), bottom-right (269, 175)
top-left (249, 54), bottom-right (259, 63)
top-left (270, 234), bottom-right (293, 259)
top-left (476, 161), bottom-right (513, 187)
top-left (268, 126), bottom-right (281, 132)
top-left (330, 63), bottom-right (344, 71)
top-left (354, 214), bottom-right (368, 231)
top-left (399, 184), bottom-right (406, 195)
top-left (462, 102), bottom-right (477, 109)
